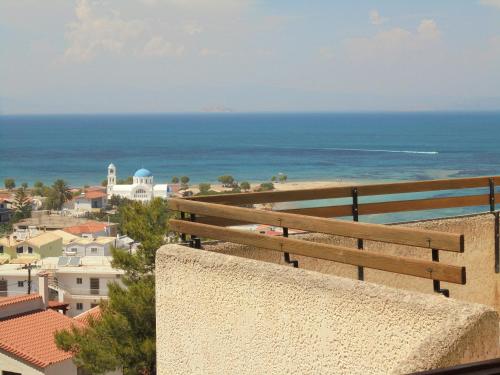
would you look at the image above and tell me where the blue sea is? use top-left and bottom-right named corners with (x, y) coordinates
top-left (1, 112), bottom-right (500, 222)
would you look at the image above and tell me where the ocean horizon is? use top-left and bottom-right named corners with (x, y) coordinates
top-left (1, 111), bottom-right (500, 189)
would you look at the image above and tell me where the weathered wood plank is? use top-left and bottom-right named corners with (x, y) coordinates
top-left (168, 199), bottom-right (464, 252)
top-left (187, 176), bottom-right (500, 205)
top-left (169, 219), bottom-right (466, 284)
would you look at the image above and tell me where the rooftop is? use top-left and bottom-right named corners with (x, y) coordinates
top-left (0, 294), bottom-right (41, 308)
top-left (63, 220), bottom-right (113, 235)
top-left (134, 168), bottom-right (153, 177)
top-left (0, 308), bottom-right (82, 368)
top-left (24, 231), bottom-right (62, 247)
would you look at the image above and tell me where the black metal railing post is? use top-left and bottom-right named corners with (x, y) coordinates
top-left (432, 248), bottom-right (450, 297)
top-left (282, 227), bottom-right (298, 268)
top-left (352, 187), bottom-right (364, 281)
top-left (489, 178), bottom-right (499, 273)
top-left (189, 213), bottom-right (201, 248)
top-left (180, 211), bottom-right (187, 243)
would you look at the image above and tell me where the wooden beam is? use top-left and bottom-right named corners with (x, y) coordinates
top-left (169, 220), bottom-right (466, 284)
top-left (187, 176), bottom-right (500, 205)
top-left (168, 199), bottom-right (464, 252)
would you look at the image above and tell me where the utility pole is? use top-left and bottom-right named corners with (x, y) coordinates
top-left (22, 263), bottom-right (34, 294)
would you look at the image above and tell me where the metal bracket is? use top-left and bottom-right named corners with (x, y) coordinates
top-left (489, 177), bottom-right (496, 212)
top-left (189, 213), bottom-right (201, 249)
top-left (432, 249), bottom-right (450, 297)
top-left (282, 227), bottom-right (298, 268)
top-left (495, 212), bottom-right (499, 273)
top-left (488, 178), bottom-right (499, 273)
top-left (352, 187), bottom-right (364, 281)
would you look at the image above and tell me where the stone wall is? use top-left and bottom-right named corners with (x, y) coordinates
top-left (156, 245), bottom-right (499, 375)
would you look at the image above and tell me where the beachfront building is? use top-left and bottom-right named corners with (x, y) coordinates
top-left (64, 187), bottom-right (108, 214)
top-left (106, 163), bottom-right (172, 201)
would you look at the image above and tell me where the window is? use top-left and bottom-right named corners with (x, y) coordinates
top-left (76, 277), bottom-right (82, 284)
top-left (0, 245), bottom-right (3, 253)
top-left (90, 247), bottom-right (98, 253)
top-left (27, 246), bottom-right (33, 254)
top-left (90, 303), bottom-right (99, 309)
top-left (90, 278), bottom-right (100, 295)
top-left (0, 280), bottom-right (7, 297)
top-left (16, 247), bottom-right (23, 254)
top-left (71, 247), bottom-right (77, 252)
top-left (76, 302), bottom-right (83, 310)
top-left (3, 371), bottom-right (23, 375)
top-left (116, 274), bottom-right (121, 279)
top-left (17, 281), bottom-right (24, 288)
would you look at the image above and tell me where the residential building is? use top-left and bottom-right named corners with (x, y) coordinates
top-left (64, 187), bottom-right (108, 213)
top-left (51, 230), bottom-right (80, 246)
top-left (0, 285), bottom-right (121, 375)
top-left (41, 256), bottom-right (124, 317)
top-left (7, 232), bottom-right (63, 260)
top-left (0, 263), bottom-right (35, 297)
top-left (106, 163), bottom-right (172, 201)
top-left (14, 214), bottom-right (91, 232)
top-left (64, 237), bottom-right (116, 257)
top-left (63, 220), bottom-right (118, 238)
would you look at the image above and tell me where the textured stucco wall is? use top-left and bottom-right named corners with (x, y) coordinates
top-left (156, 245), bottom-right (499, 375)
top-left (204, 213), bottom-right (500, 310)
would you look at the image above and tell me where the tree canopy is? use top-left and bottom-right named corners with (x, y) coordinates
top-left (55, 198), bottom-right (170, 374)
top-left (45, 179), bottom-right (72, 210)
top-left (4, 178), bottom-right (15, 190)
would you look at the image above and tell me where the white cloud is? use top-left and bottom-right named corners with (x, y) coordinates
top-left (142, 36), bottom-right (185, 57)
top-left (417, 19), bottom-right (440, 40)
top-left (479, 0), bottom-right (500, 9)
top-left (369, 10), bottom-right (388, 25)
top-left (64, 0), bottom-right (145, 62)
top-left (199, 47), bottom-right (222, 57)
top-left (345, 19), bottom-right (441, 62)
top-left (183, 22), bottom-right (203, 35)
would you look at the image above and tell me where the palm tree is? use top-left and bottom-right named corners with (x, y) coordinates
top-left (48, 179), bottom-right (73, 210)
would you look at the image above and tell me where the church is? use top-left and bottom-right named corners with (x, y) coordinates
top-left (106, 163), bottom-right (171, 201)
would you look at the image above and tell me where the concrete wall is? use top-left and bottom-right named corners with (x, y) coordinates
top-left (204, 213), bottom-right (500, 311)
top-left (156, 245), bottom-right (499, 375)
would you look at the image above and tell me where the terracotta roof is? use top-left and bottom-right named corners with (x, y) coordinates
top-left (63, 221), bottom-right (109, 235)
top-left (0, 309), bottom-right (83, 368)
top-left (74, 306), bottom-right (102, 326)
top-left (78, 190), bottom-right (107, 200)
top-left (0, 294), bottom-right (41, 308)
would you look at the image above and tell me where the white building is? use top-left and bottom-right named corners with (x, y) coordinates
top-left (64, 236), bottom-right (116, 257)
top-left (106, 163), bottom-right (172, 202)
top-left (41, 255), bottom-right (125, 317)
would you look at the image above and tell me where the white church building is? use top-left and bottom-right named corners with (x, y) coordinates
top-left (106, 163), bottom-right (171, 201)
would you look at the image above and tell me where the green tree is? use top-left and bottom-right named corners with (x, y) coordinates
top-left (240, 181), bottom-right (251, 191)
top-left (218, 175), bottom-right (235, 187)
top-left (259, 182), bottom-right (275, 192)
top-left (117, 176), bottom-right (133, 184)
top-left (171, 176), bottom-right (179, 184)
top-left (101, 179), bottom-right (108, 187)
top-left (180, 176), bottom-right (190, 189)
top-left (278, 174), bottom-right (288, 183)
top-left (21, 182), bottom-right (28, 189)
top-left (271, 176), bottom-right (277, 182)
top-left (12, 187), bottom-right (32, 221)
top-left (46, 179), bottom-right (72, 210)
top-left (55, 198), bottom-right (169, 374)
top-left (198, 183), bottom-right (211, 194)
top-left (33, 181), bottom-right (44, 196)
top-left (4, 178), bottom-right (15, 190)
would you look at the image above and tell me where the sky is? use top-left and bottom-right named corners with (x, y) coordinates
top-left (1, 0), bottom-right (500, 114)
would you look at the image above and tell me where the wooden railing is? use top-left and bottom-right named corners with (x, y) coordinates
top-left (187, 175), bottom-right (500, 223)
top-left (168, 196), bottom-right (467, 296)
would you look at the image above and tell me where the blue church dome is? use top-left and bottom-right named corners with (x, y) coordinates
top-left (134, 168), bottom-right (153, 177)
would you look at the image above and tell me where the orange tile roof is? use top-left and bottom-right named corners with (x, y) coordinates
top-left (0, 309), bottom-right (83, 368)
top-left (74, 306), bottom-right (102, 326)
top-left (63, 220), bottom-right (109, 235)
top-left (0, 294), bottom-right (41, 308)
top-left (80, 190), bottom-right (107, 199)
